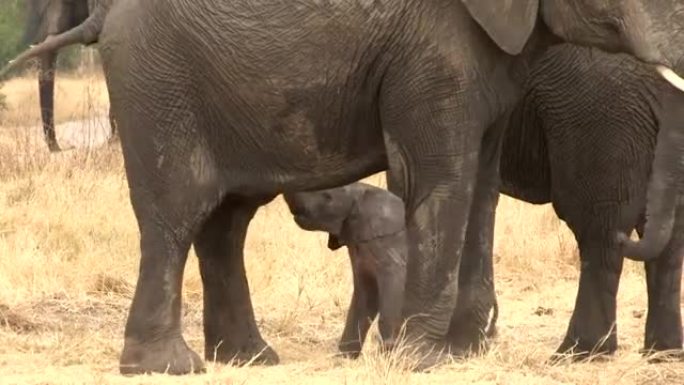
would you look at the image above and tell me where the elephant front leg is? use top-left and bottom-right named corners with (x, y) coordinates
top-left (339, 250), bottom-right (379, 358)
top-left (642, 208), bottom-right (684, 359)
top-left (119, 212), bottom-right (204, 375)
top-left (555, 216), bottom-right (624, 360)
top-left (194, 199), bottom-right (279, 366)
top-left (396, 165), bottom-right (479, 367)
top-left (380, 68), bottom-right (484, 367)
top-left (446, 125), bottom-right (502, 355)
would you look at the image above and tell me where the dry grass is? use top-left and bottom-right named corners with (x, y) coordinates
top-left (0, 73), bottom-right (682, 384)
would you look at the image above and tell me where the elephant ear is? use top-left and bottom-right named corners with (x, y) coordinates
top-left (461, 0), bottom-right (539, 55)
top-left (327, 234), bottom-right (345, 251)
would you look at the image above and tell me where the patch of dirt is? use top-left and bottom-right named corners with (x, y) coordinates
top-left (0, 290), bottom-right (209, 341)
top-left (0, 294), bottom-right (130, 334)
top-left (0, 303), bottom-right (42, 333)
top-left (533, 306), bottom-right (554, 316)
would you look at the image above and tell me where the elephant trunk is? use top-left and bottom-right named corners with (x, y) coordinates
top-left (618, 85), bottom-right (684, 260)
top-left (0, 3), bottom-right (108, 80)
top-left (39, 52), bottom-right (59, 152)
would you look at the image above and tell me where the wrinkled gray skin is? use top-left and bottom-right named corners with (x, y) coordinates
top-left (283, 183), bottom-right (408, 358)
top-left (499, 43), bottom-right (684, 359)
top-left (5, 0), bottom-right (684, 375)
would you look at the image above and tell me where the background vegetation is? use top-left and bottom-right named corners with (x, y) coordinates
top-left (0, 0), bottom-right (26, 68)
top-left (0, 0), bottom-right (87, 71)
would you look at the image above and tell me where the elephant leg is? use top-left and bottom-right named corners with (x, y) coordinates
top-left (446, 123), bottom-right (503, 355)
top-left (119, 202), bottom-right (204, 375)
top-left (642, 208), bottom-right (684, 358)
top-left (339, 251), bottom-right (379, 358)
top-left (373, 233), bottom-right (408, 353)
top-left (380, 65), bottom-right (484, 366)
top-left (555, 209), bottom-right (624, 360)
top-left (194, 197), bottom-right (279, 366)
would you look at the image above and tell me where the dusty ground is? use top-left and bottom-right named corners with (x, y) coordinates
top-left (0, 73), bottom-right (683, 384)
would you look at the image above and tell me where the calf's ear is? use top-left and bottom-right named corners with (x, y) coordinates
top-left (327, 234), bottom-right (345, 250)
top-left (461, 0), bottom-right (539, 55)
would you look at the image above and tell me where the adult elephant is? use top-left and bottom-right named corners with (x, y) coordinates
top-left (20, 0), bottom-right (117, 152)
top-left (3, 0), bottom-right (684, 376)
top-left (499, 43), bottom-right (684, 359)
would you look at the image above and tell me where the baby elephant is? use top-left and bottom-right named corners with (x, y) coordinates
top-left (284, 183), bottom-right (407, 357)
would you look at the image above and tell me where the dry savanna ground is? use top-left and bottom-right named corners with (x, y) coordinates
top-left (0, 71), bottom-right (683, 384)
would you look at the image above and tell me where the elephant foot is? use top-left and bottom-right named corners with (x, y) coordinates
top-left (119, 336), bottom-right (205, 375)
top-left (378, 335), bottom-right (398, 355)
top-left (47, 143), bottom-right (61, 153)
top-left (641, 341), bottom-right (684, 363)
top-left (550, 335), bottom-right (617, 363)
top-left (643, 316), bottom-right (683, 361)
top-left (207, 340), bottom-right (280, 366)
top-left (642, 349), bottom-right (684, 363)
top-left (338, 339), bottom-right (363, 359)
top-left (445, 328), bottom-right (492, 358)
top-left (337, 335), bottom-right (398, 359)
top-left (445, 283), bottom-right (498, 356)
top-left (408, 340), bottom-right (457, 372)
top-left (383, 332), bottom-right (453, 372)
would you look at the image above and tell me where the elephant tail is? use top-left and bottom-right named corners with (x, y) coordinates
top-left (0, 1), bottom-right (109, 80)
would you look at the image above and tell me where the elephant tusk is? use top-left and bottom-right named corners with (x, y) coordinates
top-left (656, 65), bottom-right (684, 92)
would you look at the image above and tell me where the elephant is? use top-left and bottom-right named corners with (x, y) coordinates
top-left (3, 0), bottom-right (684, 375)
top-left (20, 0), bottom-right (117, 152)
top-left (285, 183), bottom-right (499, 356)
top-left (283, 183), bottom-right (408, 358)
top-left (499, 43), bottom-right (684, 359)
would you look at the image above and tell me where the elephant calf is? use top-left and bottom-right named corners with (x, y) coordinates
top-left (284, 183), bottom-right (407, 357)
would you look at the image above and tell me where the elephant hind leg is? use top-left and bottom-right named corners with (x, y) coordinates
top-left (194, 195), bottom-right (279, 366)
top-left (642, 208), bottom-right (684, 360)
top-left (554, 208), bottom-right (627, 361)
top-left (119, 194), bottom-right (205, 375)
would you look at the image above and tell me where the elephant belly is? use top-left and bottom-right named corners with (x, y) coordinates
top-left (113, 1), bottom-right (398, 195)
top-left (195, 87), bottom-right (388, 193)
